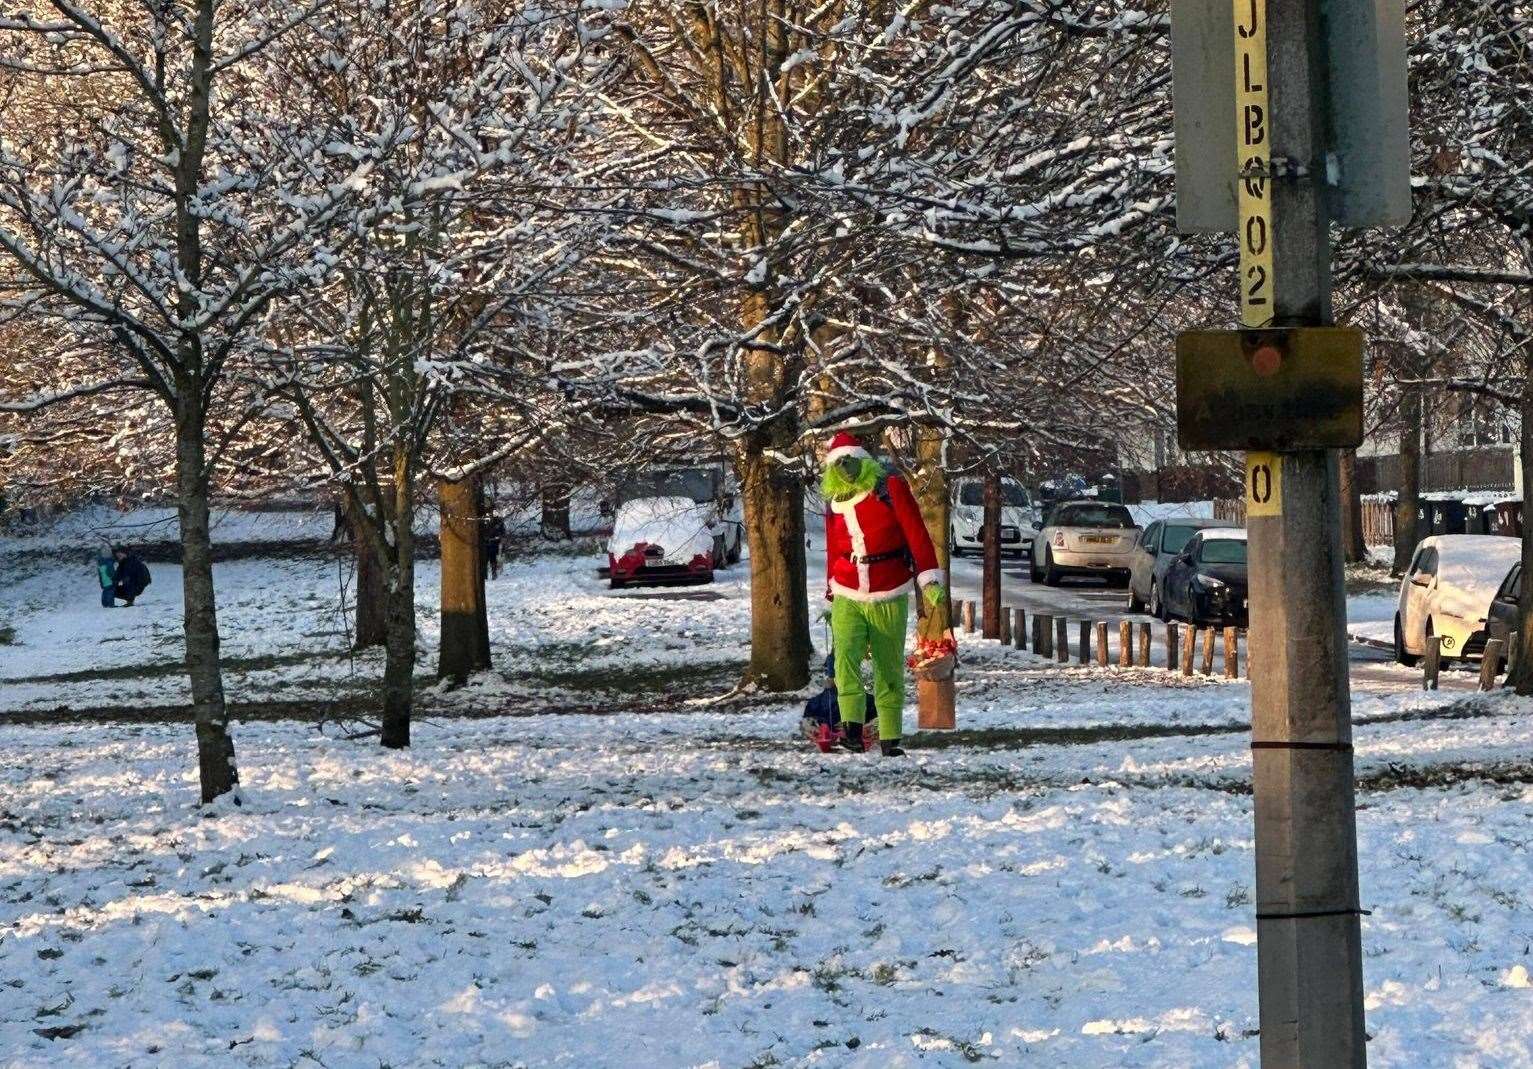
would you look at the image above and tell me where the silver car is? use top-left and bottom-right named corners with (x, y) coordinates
top-left (1126, 517), bottom-right (1235, 617)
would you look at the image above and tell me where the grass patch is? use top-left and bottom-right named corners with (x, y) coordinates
top-left (903, 721), bottom-right (1248, 750)
top-left (518, 657), bottom-right (746, 698)
top-left (1, 647), bottom-right (352, 686)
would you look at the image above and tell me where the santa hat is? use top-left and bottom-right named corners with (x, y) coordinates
top-left (825, 432), bottom-right (870, 464)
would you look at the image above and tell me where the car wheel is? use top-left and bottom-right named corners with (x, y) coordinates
top-left (1393, 614), bottom-right (1418, 667)
top-left (1043, 548), bottom-right (1061, 587)
top-left (1425, 618), bottom-right (1445, 665)
top-left (1148, 580), bottom-right (1164, 621)
top-left (1127, 586), bottom-right (1146, 614)
top-left (609, 576), bottom-right (626, 590)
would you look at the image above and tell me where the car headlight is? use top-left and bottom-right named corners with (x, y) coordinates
top-left (1194, 575), bottom-right (1226, 591)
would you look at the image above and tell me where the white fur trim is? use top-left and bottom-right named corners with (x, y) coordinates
top-left (830, 579), bottom-right (913, 602)
top-left (826, 443), bottom-right (871, 464)
top-left (916, 568), bottom-right (944, 589)
top-left (839, 496), bottom-right (871, 593)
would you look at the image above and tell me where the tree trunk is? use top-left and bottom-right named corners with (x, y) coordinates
top-left (349, 496), bottom-right (387, 650)
top-left (1338, 449), bottom-right (1366, 564)
top-left (1511, 376), bottom-right (1533, 695)
top-left (540, 482), bottom-right (572, 540)
top-left (438, 475), bottom-right (491, 684)
top-left (982, 472), bottom-right (1002, 638)
top-left (175, 401), bottom-right (238, 802)
top-left (739, 448), bottom-right (811, 690)
top-left (1392, 383), bottom-right (1422, 576)
top-left (908, 420), bottom-right (956, 728)
top-left (380, 470), bottom-right (416, 748)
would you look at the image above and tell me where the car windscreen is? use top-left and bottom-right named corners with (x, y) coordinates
top-left (1054, 504), bottom-right (1134, 529)
top-left (959, 483), bottom-right (1029, 507)
top-left (618, 468), bottom-right (716, 506)
top-left (1161, 524), bottom-right (1200, 555)
top-left (1199, 539), bottom-right (1247, 564)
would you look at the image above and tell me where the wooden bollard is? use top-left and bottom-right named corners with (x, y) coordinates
top-left (1038, 614), bottom-right (1054, 659)
top-left (1223, 627), bottom-right (1240, 679)
top-left (1013, 606), bottom-right (1026, 650)
top-left (962, 600), bottom-right (976, 634)
top-left (1078, 620), bottom-right (1092, 665)
top-left (1000, 606), bottom-right (1012, 646)
top-left (1479, 638), bottom-right (1505, 691)
top-left (1031, 615), bottom-right (1043, 655)
top-left (1181, 625), bottom-right (1196, 676)
top-left (1056, 617), bottom-right (1069, 663)
top-left (1136, 623), bottom-right (1152, 667)
top-left (1118, 620), bottom-right (1132, 668)
top-left (1423, 634), bottom-right (1441, 691)
top-left (1200, 627), bottom-right (1216, 675)
top-left (1095, 621), bottom-right (1109, 667)
top-left (1166, 622), bottom-right (1179, 671)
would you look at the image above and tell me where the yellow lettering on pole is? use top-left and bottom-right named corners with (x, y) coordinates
top-left (1234, 0), bottom-right (1272, 328)
top-left (1247, 451), bottom-right (1282, 517)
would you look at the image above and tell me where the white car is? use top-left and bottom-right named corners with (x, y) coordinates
top-left (1029, 500), bottom-right (1139, 587)
top-left (606, 496), bottom-right (719, 588)
top-left (1394, 534), bottom-right (1520, 664)
top-left (950, 478), bottom-right (1036, 558)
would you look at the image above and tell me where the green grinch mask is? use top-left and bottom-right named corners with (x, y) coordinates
top-left (822, 455), bottom-right (883, 501)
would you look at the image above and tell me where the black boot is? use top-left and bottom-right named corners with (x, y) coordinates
top-left (879, 739), bottom-right (906, 758)
top-left (838, 720), bottom-right (864, 753)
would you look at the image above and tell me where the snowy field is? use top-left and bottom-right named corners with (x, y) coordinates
top-left (2, 511), bottom-right (1532, 1066)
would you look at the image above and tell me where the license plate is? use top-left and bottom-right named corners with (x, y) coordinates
top-left (1082, 535), bottom-right (1116, 545)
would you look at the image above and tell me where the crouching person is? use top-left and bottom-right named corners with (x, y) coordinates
top-left (110, 545), bottom-right (151, 606)
top-left (821, 432), bottom-right (945, 757)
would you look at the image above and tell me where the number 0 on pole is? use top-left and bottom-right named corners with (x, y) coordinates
top-left (1246, 451), bottom-right (1282, 517)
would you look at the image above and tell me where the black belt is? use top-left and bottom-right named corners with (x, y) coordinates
top-left (847, 550), bottom-right (907, 564)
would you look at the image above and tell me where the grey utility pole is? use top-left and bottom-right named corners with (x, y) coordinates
top-left (1248, 0), bottom-right (1367, 1064)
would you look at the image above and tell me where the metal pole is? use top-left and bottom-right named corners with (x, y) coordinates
top-left (1248, 1), bottom-right (1366, 1064)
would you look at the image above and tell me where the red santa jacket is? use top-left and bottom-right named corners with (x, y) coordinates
top-left (825, 475), bottom-right (942, 601)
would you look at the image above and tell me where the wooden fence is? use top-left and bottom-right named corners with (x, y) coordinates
top-left (955, 598), bottom-right (1246, 680)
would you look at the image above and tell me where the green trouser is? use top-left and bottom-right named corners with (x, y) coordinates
top-left (832, 594), bottom-right (910, 741)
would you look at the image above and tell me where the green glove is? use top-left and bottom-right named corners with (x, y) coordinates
top-left (923, 582), bottom-right (946, 608)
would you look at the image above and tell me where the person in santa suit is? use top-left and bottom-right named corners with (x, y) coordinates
top-left (821, 432), bottom-right (946, 756)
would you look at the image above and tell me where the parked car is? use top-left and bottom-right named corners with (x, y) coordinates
top-left (610, 461), bottom-right (744, 566)
top-left (1158, 528), bottom-right (1249, 627)
top-left (950, 478), bottom-right (1036, 558)
top-left (606, 496), bottom-right (719, 588)
top-left (1487, 562), bottom-right (1521, 649)
top-left (1037, 474), bottom-right (1090, 513)
top-left (1126, 517), bottom-right (1234, 616)
top-left (1394, 534), bottom-right (1521, 666)
top-left (1029, 501), bottom-right (1139, 586)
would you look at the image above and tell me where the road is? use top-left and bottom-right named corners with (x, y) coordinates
top-left (945, 550), bottom-right (1477, 693)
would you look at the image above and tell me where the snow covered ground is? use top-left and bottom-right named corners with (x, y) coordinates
top-left (3, 510), bottom-right (1532, 1066)
top-left (3, 685), bottom-right (1531, 1067)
